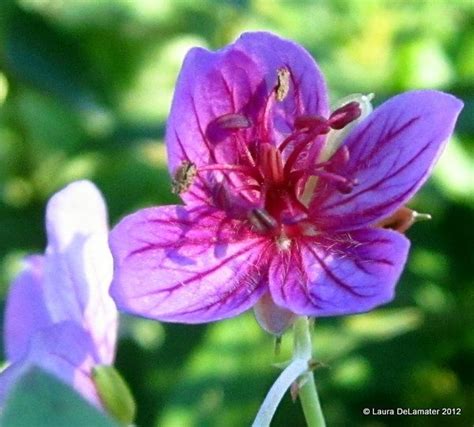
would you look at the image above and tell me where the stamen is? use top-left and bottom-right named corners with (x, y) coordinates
top-left (236, 135), bottom-right (256, 167)
top-left (259, 143), bottom-right (284, 184)
top-left (232, 184), bottom-right (262, 193)
top-left (198, 164), bottom-right (261, 180)
top-left (206, 113), bottom-right (251, 144)
top-left (294, 115), bottom-right (329, 132)
top-left (309, 170), bottom-right (357, 194)
top-left (283, 129), bottom-right (328, 175)
top-left (248, 208), bottom-right (278, 233)
top-left (212, 113), bottom-right (251, 130)
top-left (298, 146), bottom-right (351, 206)
top-left (328, 101), bottom-right (362, 130)
top-left (319, 93), bottom-right (374, 163)
top-left (278, 131), bottom-right (303, 153)
top-left (281, 211), bottom-right (308, 225)
top-left (336, 179), bottom-right (358, 194)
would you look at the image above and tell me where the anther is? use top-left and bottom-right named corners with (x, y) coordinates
top-left (206, 113), bottom-right (251, 143)
top-left (336, 178), bottom-right (358, 194)
top-left (328, 101), bottom-right (362, 130)
top-left (248, 208), bottom-right (278, 233)
top-left (212, 113), bottom-right (251, 130)
top-left (281, 211), bottom-right (307, 225)
top-left (310, 170), bottom-right (357, 194)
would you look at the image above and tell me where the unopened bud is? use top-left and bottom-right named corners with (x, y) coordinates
top-left (377, 207), bottom-right (432, 233)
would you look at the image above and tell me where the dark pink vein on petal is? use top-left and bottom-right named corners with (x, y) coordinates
top-left (304, 241), bottom-right (377, 298)
top-left (127, 238), bottom-right (268, 299)
top-left (152, 240), bottom-right (274, 317)
top-left (322, 134), bottom-right (434, 211)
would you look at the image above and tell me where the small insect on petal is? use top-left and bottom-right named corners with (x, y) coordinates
top-left (171, 161), bottom-right (197, 194)
top-left (276, 67), bottom-right (291, 102)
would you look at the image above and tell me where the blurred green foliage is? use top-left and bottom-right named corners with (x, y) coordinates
top-left (1, 367), bottom-right (118, 427)
top-left (0, 0), bottom-right (473, 426)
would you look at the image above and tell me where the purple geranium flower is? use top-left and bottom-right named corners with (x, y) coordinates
top-left (110, 32), bottom-right (462, 334)
top-left (0, 181), bottom-right (117, 407)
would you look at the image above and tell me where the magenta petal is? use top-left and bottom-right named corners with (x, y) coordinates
top-left (110, 206), bottom-right (269, 322)
top-left (166, 31), bottom-right (328, 204)
top-left (269, 228), bottom-right (410, 316)
top-left (310, 90), bottom-right (463, 231)
top-left (4, 256), bottom-right (51, 362)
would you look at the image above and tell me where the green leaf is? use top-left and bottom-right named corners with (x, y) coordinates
top-left (0, 367), bottom-right (119, 427)
top-left (92, 365), bottom-right (137, 426)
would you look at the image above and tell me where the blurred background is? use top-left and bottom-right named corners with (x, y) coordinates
top-left (0, 0), bottom-right (473, 426)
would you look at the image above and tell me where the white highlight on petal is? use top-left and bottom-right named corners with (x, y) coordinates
top-left (43, 180), bottom-right (117, 364)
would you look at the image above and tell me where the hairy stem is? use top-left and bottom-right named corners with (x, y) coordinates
top-left (293, 317), bottom-right (326, 427)
top-left (252, 317), bottom-right (326, 427)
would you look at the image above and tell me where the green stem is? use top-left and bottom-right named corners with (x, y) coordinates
top-left (293, 317), bottom-right (326, 427)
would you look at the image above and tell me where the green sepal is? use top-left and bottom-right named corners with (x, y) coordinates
top-left (92, 365), bottom-right (136, 426)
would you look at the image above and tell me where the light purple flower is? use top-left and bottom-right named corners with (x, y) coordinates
top-left (110, 32), bottom-right (462, 334)
top-left (1, 181), bottom-right (117, 407)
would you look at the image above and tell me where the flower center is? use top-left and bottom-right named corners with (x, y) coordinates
top-left (195, 72), bottom-right (371, 239)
